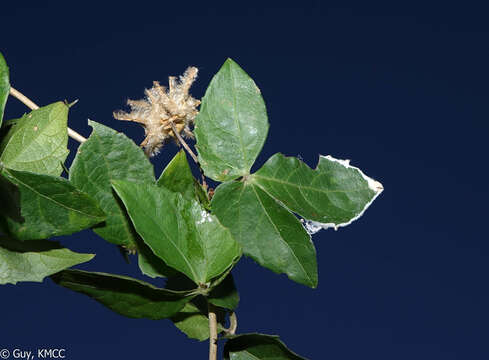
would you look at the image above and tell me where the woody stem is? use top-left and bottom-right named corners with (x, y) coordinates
top-left (9, 87), bottom-right (87, 143)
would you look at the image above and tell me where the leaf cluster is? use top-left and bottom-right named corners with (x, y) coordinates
top-left (0, 54), bottom-right (383, 359)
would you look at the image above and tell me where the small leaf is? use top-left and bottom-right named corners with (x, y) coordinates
top-left (208, 273), bottom-right (239, 310)
top-left (212, 181), bottom-right (317, 288)
top-left (157, 149), bottom-right (209, 208)
top-left (0, 237), bottom-right (94, 285)
top-left (0, 52), bottom-right (9, 128)
top-left (252, 153), bottom-right (384, 230)
top-left (171, 302), bottom-right (212, 341)
top-left (224, 333), bottom-right (308, 360)
top-left (69, 120), bottom-right (155, 249)
top-left (0, 168), bottom-right (106, 241)
top-left (195, 58), bottom-right (269, 182)
top-left (0, 102), bottom-right (69, 176)
top-left (51, 269), bottom-right (193, 320)
top-left (171, 300), bottom-right (226, 342)
top-left (112, 181), bottom-right (241, 285)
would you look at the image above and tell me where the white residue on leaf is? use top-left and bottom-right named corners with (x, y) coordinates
top-left (196, 209), bottom-right (213, 224)
top-left (301, 219), bottom-right (323, 235)
top-left (311, 155), bottom-right (384, 231)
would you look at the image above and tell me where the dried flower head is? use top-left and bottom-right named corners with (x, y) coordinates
top-left (113, 67), bottom-right (200, 156)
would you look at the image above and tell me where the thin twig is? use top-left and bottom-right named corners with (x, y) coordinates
top-left (169, 120), bottom-right (199, 164)
top-left (208, 303), bottom-right (218, 360)
top-left (9, 87), bottom-right (87, 143)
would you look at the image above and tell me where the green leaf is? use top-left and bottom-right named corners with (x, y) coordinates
top-left (69, 120), bottom-right (155, 249)
top-left (51, 269), bottom-right (192, 319)
top-left (0, 102), bottom-right (69, 176)
top-left (171, 302), bottom-right (212, 341)
top-left (0, 237), bottom-right (94, 285)
top-left (171, 300), bottom-right (226, 341)
top-left (157, 149), bottom-right (209, 208)
top-left (0, 168), bottom-right (106, 240)
top-left (112, 181), bottom-right (241, 285)
top-left (137, 237), bottom-right (177, 279)
top-left (212, 181), bottom-right (317, 288)
top-left (208, 273), bottom-right (239, 310)
top-left (195, 58), bottom-right (269, 182)
top-left (0, 52), bottom-right (9, 128)
top-left (252, 154), bottom-right (383, 230)
top-left (0, 171), bottom-right (22, 222)
top-left (224, 333), bottom-right (308, 360)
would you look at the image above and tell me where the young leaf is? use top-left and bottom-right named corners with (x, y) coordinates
top-left (171, 301), bottom-right (226, 342)
top-left (0, 237), bottom-right (94, 285)
top-left (224, 333), bottom-right (308, 360)
top-left (0, 102), bottom-right (69, 176)
top-left (157, 149), bottom-right (209, 208)
top-left (0, 52), bottom-right (9, 128)
top-left (112, 181), bottom-right (241, 285)
top-left (252, 154), bottom-right (384, 230)
top-left (208, 273), bottom-right (240, 310)
top-left (0, 168), bottom-right (106, 241)
top-left (166, 272), bottom-right (240, 310)
top-left (212, 181), bottom-right (318, 288)
top-left (194, 58), bottom-right (269, 182)
top-left (69, 120), bottom-right (155, 249)
top-left (51, 269), bottom-right (193, 319)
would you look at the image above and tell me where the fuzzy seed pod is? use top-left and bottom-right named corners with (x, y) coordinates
top-left (113, 67), bottom-right (200, 156)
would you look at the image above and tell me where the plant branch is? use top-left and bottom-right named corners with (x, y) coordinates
top-left (169, 120), bottom-right (199, 164)
top-left (9, 87), bottom-right (87, 143)
top-left (208, 302), bottom-right (218, 360)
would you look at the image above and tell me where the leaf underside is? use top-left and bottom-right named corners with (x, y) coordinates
top-left (224, 333), bottom-right (308, 360)
top-left (0, 237), bottom-right (94, 285)
top-left (51, 269), bottom-right (193, 319)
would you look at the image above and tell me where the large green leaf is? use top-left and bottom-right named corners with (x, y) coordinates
top-left (112, 181), bottom-right (241, 285)
top-left (224, 334), bottom-right (307, 360)
top-left (0, 168), bottom-right (106, 240)
top-left (0, 237), bottom-right (94, 285)
top-left (0, 52), bottom-right (9, 128)
top-left (69, 120), bottom-right (155, 249)
top-left (0, 102), bottom-right (69, 176)
top-left (212, 181), bottom-right (317, 288)
top-left (157, 150), bottom-right (209, 208)
top-left (194, 58), bottom-right (269, 182)
top-left (51, 269), bottom-right (192, 319)
top-left (252, 154), bottom-right (384, 230)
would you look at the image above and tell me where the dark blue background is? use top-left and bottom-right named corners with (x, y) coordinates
top-left (1, 1), bottom-right (488, 359)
